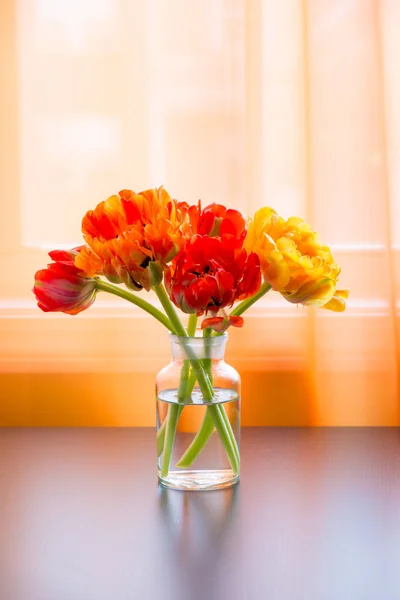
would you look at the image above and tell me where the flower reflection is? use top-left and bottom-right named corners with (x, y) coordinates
top-left (157, 486), bottom-right (238, 572)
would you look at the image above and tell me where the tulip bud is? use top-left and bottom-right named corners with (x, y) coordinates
top-left (33, 252), bottom-right (97, 315)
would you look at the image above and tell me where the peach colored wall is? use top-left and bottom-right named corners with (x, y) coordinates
top-left (1, 367), bottom-right (399, 427)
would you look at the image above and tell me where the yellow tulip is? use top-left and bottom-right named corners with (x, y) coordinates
top-left (245, 207), bottom-right (348, 311)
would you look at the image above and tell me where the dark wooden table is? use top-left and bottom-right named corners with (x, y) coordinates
top-left (1, 428), bottom-right (400, 600)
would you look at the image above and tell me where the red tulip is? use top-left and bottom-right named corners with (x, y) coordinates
top-left (188, 202), bottom-right (246, 240)
top-left (33, 248), bottom-right (97, 315)
top-left (165, 235), bottom-right (261, 316)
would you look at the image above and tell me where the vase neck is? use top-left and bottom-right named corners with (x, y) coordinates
top-left (169, 334), bottom-right (227, 361)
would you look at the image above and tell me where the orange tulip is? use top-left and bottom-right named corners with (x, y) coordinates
top-left (75, 188), bottom-right (191, 291)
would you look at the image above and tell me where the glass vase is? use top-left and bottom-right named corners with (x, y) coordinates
top-left (156, 333), bottom-right (240, 491)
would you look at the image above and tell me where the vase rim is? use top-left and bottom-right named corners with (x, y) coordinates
top-left (168, 332), bottom-right (228, 342)
top-left (168, 332), bottom-right (228, 359)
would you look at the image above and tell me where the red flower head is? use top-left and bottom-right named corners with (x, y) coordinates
top-left (187, 202), bottom-right (246, 240)
top-left (33, 247), bottom-right (97, 315)
top-left (165, 235), bottom-right (261, 326)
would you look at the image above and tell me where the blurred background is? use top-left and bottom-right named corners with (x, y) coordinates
top-left (0, 0), bottom-right (399, 426)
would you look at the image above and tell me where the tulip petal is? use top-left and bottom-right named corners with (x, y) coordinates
top-left (201, 315), bottom-right (244, 332)
top-left (282, 278), bottom-right (336, 307)
top-left (321, 289), bottom-right (349, 312)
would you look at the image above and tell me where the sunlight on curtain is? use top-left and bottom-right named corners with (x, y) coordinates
top-left (306, 0), bottom-right (399, 423)
top-left (1, 0), bottom-right (399, 424)
top-left (18, 0), bottom-right (246, 247)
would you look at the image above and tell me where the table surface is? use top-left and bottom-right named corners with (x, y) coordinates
top-left (1, 428), bottom-right (400, 600)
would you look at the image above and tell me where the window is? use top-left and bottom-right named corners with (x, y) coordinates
top-left (1, 0), bottom-right (399, 425)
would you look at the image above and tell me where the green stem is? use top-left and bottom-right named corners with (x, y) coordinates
top-left (229, 281), bottom-right (272, 317)
top-left (161, 403), bottom-right (181, 477)
top-left (207, 405), bottom-right (239, 473)
top-left (155, 291), bottom-right (202, 476)
top-left (187, 314), bottom-right (199, 337)
top-left (155, 284), bottom-right (239, 475)
top-left (177, 314), bottom-right (197, 400)
top-left (176, 327), bottom-right (214, 469)
top-left (176, 402), bottom-right (240, 470)
top-left (219, 283), bottom-right (271, 463)
top-left (97, 279), bottom-right (186, 462)
top-left (95, 279), bottom-right (175, 333)
top-left (176, 410), bottom-right (215, 468)
top-left (217, 404), bottom-right (239, 462)
top-left (176, 328), bottom-right (240, 471)
top-left (157, 419), bottom-right (167, 456)
top-left (202, 327), bottom-right (213, 379)
top-left (176, 286), bottom-right (273, 469)
top-left (153, 283), bottom-right (187, 337)
top-left (187, 368), bottom-right (197, 392)
top-left (157, 314), bottom-right (197, 456)
top-left (157, 365), bottom-right (197, 457)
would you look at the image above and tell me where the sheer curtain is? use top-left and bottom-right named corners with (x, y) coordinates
top-left (0, 0), bottom-right (398, 425)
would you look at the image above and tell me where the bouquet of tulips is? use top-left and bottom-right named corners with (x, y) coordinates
top-left (33, 187), bottom-right (348, 477)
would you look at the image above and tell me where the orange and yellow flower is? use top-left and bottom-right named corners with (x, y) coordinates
top-left (75, 188), bottom-right (191, 291)
top-left (244, 207), bottom-right (348, 311)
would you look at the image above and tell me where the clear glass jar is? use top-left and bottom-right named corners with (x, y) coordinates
top-left (156, 333), bottom-right (240, 491)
